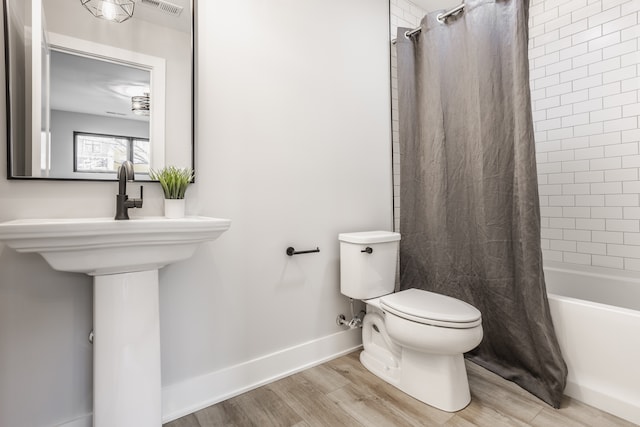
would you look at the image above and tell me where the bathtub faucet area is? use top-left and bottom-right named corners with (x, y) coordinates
top-left (115, 160), bottom-right (143, 220)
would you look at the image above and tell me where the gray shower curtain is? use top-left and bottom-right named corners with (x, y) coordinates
top-left (396, 0), bottom-right (567, 408)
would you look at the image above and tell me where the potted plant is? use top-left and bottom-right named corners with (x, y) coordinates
top-left (149, 166), bottom-right (194, 218)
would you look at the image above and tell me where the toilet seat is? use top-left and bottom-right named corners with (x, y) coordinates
top-left (380, 289), bottom-right (481, 329)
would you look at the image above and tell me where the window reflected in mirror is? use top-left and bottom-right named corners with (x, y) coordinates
top-left (74, 132), bottom-right (150, 174)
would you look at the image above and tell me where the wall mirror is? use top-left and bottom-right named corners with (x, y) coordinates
top-left (3, 0), bottom-right (194, 180)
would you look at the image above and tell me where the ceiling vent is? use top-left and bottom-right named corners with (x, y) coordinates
top-left (137, 0), bottom-right (183, 17)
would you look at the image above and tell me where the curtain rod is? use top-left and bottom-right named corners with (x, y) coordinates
top-left (391, 3), bottom-right (465, 45)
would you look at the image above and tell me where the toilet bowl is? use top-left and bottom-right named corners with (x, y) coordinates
top-left (339, 231), bottom-right (483, 412)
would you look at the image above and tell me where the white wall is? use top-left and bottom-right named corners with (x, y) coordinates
top-left (0, 0), bottom-right (392, 425)
top-left (162, 0), bottom-right (392, 405)
top-left (530, 0), bottom-right (640, 271)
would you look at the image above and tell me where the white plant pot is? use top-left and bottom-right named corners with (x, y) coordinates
top-left (164, 199), bottom-right (186, 219)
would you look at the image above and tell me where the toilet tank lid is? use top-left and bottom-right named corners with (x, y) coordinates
top-left (338, 231), bottom-right (401, 244)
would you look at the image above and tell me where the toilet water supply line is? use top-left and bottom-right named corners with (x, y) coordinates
top-left (337, 298), bottom-right (366, 329)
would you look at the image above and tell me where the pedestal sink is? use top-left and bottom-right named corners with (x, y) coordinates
top-left (0, 216), bottom-right (231, 427)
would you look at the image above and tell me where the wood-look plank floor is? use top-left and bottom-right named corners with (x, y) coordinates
top-left (164, 351), bottom-right (636, 427)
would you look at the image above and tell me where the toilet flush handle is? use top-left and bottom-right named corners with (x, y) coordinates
top-left (361, 247), bottom-right (373, 254)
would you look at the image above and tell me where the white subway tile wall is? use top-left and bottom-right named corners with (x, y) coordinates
top-left (530, 0), bottom-right (640, 271)
top-left (391, 0), bottom-right (640, 271)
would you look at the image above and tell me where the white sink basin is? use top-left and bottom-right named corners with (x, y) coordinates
top-left (0, 215), bottom-right (230, 427)
top-left (0, 216), bottom-right (231, 275)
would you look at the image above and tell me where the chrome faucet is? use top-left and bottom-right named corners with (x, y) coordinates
top-left (115, 160), bottom-right (143, 220)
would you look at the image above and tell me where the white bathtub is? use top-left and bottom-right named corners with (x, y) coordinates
top-left (544, 261), bottom-right (640, 425)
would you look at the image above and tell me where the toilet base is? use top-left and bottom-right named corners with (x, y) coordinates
top-left (360, 347), bottom-right (471, 412)
top-left (359, 309), bottom-right (473, 414)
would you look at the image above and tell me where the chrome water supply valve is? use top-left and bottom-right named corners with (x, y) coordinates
top-left (336, 298), bottom-right (366, 329)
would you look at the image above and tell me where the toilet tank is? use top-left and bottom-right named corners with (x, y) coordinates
top-left (338, 231), bottom-right (401, 300)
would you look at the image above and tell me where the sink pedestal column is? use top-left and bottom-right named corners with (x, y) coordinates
top-left (93, 269), bottom-right (162, 427)
top-left (0, 216), bottom-right (232, 426)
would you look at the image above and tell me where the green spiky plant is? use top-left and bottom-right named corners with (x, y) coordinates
top-left (149, 166), bottom-right (194, 199)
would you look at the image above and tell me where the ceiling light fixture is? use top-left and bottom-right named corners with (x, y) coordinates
top-left (80, 0), bottom-right (135, 23)
top-left (132, 93), bottom-right (150, 116)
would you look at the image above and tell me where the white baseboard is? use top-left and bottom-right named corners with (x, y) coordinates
top-left (564, 380), bottom-right (640, 425)
top-left (161, 328), bottom-right (363, 423)
top-left (56, 329), bottom-right (361, 426)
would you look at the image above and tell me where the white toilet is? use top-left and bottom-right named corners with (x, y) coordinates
top-left (339, 230), bottom-right (483, 412)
